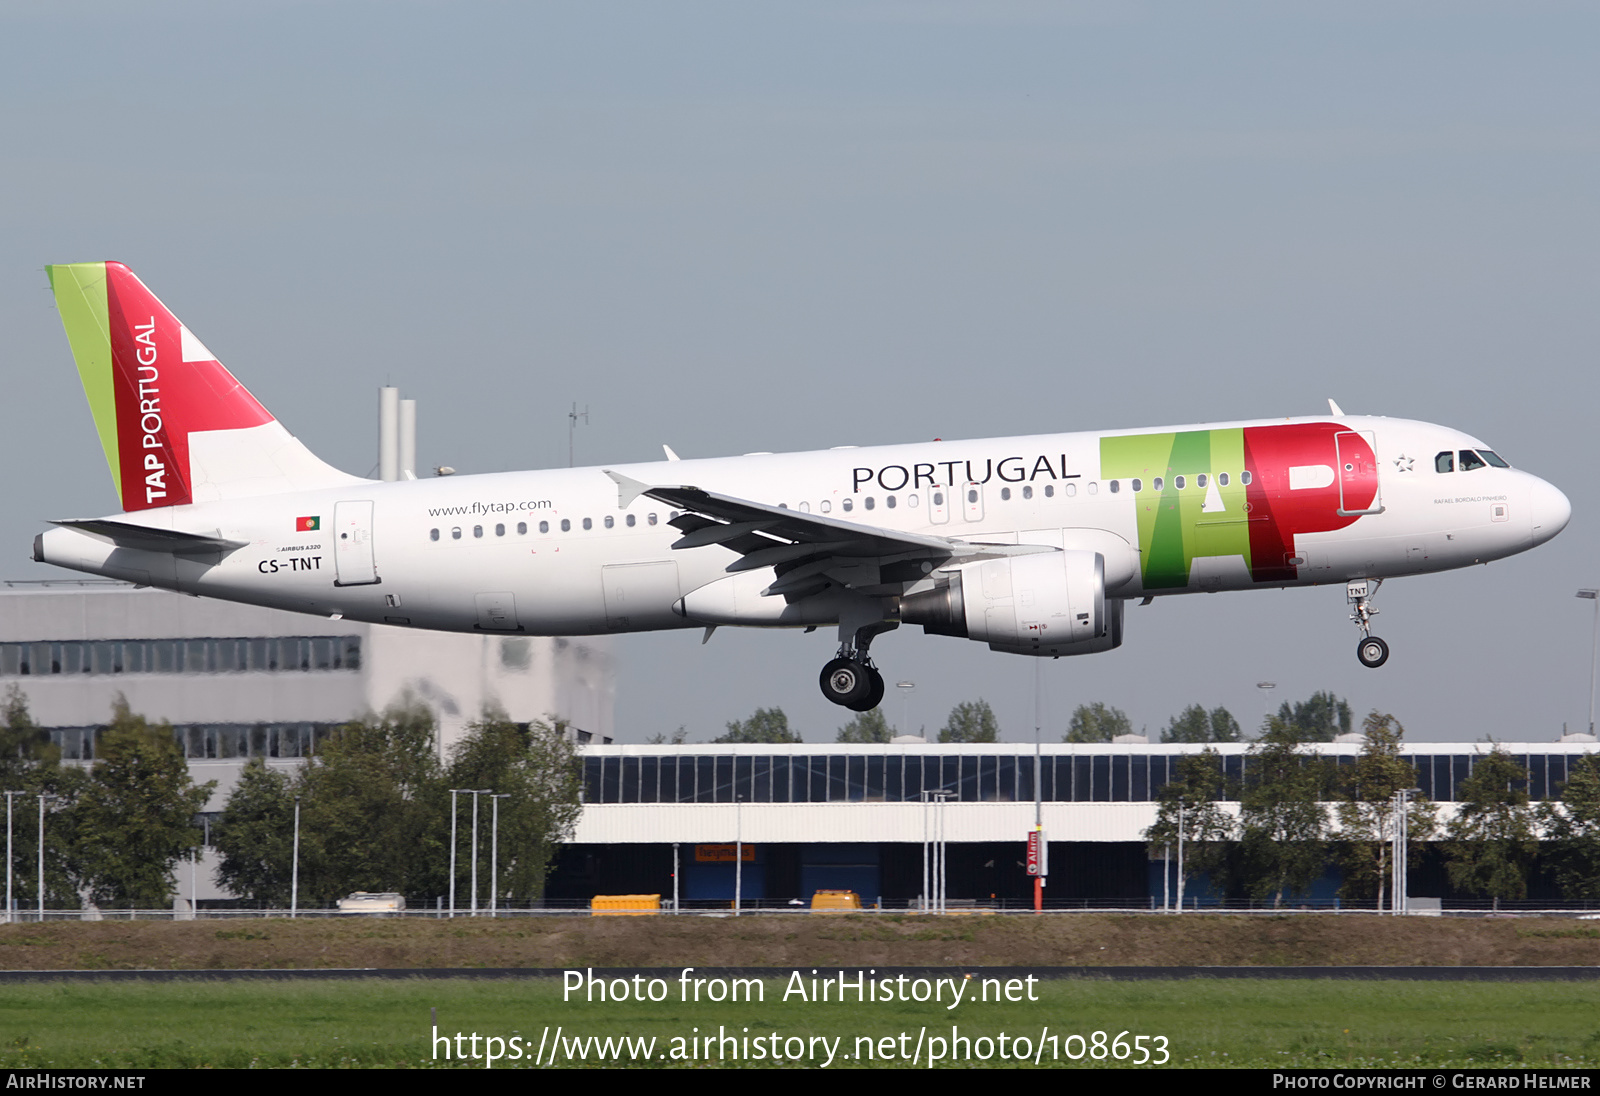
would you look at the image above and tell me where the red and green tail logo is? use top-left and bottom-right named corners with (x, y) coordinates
top-left (47, 261), bottom-right (275, 512)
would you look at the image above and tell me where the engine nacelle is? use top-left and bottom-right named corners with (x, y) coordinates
top-left (900, 550), bottom-right (1124, 657)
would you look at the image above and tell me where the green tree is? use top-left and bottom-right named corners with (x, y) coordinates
top-left (1144, 748), bottom-right (1235, 899)
top-left (1239, 718), bottom-right (1333, 906)
top-left (646, 727), bottom-right (689, 745)
top-left (837, 709), bottom-right (893, 743)
top-left (444, 714), bottom-right (581, 902)
top-left (212, 758), bottom-right (298, 906)
top-left (293, 700), bottom-right (446, 905)
top-left (940, 700), bottom-right (998, 743)
top-left (1161, 704), bottom-right (1242, 744)
top-left (1445, 747), bottom-right (1538, 903)
top-left (0, 688), bottom-right (85, 909)
top-left (1274, 691), bottom-right (1352, 742)
top-left (70, 699), bottom-right (215, 908)
top-left (714, 707), bottom-right (800, 743)
top-left (1541, 755), bottom-right (1600, 899)
top-left (1334, 712), bottom-right (1436, 908)
top-left (1063, 702), bottom-right (1131, 743)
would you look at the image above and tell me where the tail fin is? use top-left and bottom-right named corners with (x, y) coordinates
top-left (47, 261), bottom-right (362, 512)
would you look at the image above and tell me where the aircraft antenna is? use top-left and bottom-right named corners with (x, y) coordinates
top-left (568, 403), bottom-right (589, 467)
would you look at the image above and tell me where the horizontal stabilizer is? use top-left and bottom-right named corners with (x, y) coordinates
top-left (50, 519), bottom-right (247, 555)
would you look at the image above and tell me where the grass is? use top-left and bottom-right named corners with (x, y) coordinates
top-left (2, 977), bottom-right (1599, 1068)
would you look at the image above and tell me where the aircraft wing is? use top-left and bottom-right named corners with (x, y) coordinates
top-left (605, 471), bottom-right (1051, 600)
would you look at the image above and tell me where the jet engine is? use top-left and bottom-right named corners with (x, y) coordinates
top-left (899, 550), bottom-right (1123, 657)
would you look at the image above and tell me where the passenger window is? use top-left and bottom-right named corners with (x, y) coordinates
top-left (539, 520), bottom-right (549, 533)
top-left (842, 499), bottom-right (853, 512)
top-left (930, 493), bottom-right (942, 507)
top-left (473, 525), bottom-right (483, 538)
top-left (1088, 482), bottom-right (1098, 494)
top-left (1130, 479), bottom-right (1141, 493)
top-left (451, 527), bottom-right (462, 540)
top-left (1153, 476), bottom-right (1164, 491)
top-left (1241, 471), bottom-right (1252, 486)
top-left (885, 496), bottom-right (896, 509)
top-left (820, 501), bottom-right (832, 513)
top-left (799, 502), bottom-right (810, 513)
top-left (429, 528), bottom-right (440, 542)
top-left (864, 497), bottom-right (875, 510)
top-left (648, 513), bottom-right (658, 525)
top-left (1435, 451), bottom-right (1455, 473)
top-left (604, 515), bottom-right (615, 528)
top-left (1109, 480), bottom-right (1120, 494)
top-left (583, 517), bottom-right (593, 530)
top-left (967, 489), bottom-right (978, 503)
top-left (1045, 484), bottom-right (1055, 497)
top-left (626, 514), bottom-right (636, 527)
top-left (1218, 473), bottom-right (1229, 487)
top-left (517, 522), bottom-right (527, 535)
top-left (560, 519), bottom-right (571, 532)
top-left (1175, 475), bottom-right (1185, 489)
top-left (1062, 483), bottom-right (1073, 497)
top-left (1196, 474), bottom-right (1207, 488)
top-left (1458, 450), bottom-right (1486, 472)
top-left (1000, 487), bottom-right (1011, 501)
top-left (908, 494), bottom-right (919, 508)
top-left (1022, 485), bottom-right (1033, 500)
top-left (495, 523), bottom-right (505, 536)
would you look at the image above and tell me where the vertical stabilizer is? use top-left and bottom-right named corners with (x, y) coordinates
top-left (47, 261), bottom-right (363, 511)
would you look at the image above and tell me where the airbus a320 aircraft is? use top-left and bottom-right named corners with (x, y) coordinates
top-left (35, 262), bottom-right (1571, 711)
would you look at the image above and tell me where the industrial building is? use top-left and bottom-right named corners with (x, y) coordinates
top-left (551, 739), bottom-right (1600, 909)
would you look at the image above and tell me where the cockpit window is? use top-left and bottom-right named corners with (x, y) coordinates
top-left (1458, 449), bottom-right (1487, 472)
top-left (1435, 451), bottom-right (1454, 474)
top-left (1478, 449), bottom-right (1510, 468)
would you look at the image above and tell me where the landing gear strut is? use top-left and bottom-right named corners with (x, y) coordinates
top-left (1347, 579), bottom-right (1389, 668)
top-left (819, 605), bottom-right (894, 711)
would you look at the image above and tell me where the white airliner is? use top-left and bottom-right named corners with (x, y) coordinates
top-left (35, 262), bottom-right (1571, 711)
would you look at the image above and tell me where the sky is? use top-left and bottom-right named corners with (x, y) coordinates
top-left (1, 2), bottom-right (1596, 744)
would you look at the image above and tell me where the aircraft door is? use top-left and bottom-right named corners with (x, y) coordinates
top-left (1334, 432), bottom-right (1383, 516)
top-left (333, 500), bottom-right (380, 586)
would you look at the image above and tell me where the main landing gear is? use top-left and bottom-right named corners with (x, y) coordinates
top-left (1348, 578), bottom-right (1389, 668)
top-left (819, 606), bottom-right (894, 711)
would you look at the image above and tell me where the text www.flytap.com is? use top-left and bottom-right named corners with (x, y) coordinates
top-left (433, 1025), bottom-right (1168, 1067)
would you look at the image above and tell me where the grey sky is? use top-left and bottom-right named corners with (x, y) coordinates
top-left (1, 2), bottom-right (1595, 743)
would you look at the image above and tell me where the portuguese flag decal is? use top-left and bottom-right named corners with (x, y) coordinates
top-left (296, 516), bottom-right (321, 532)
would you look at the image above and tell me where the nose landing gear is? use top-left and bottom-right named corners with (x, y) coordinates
top-left (1348, 579), bottom-right (1389, 668)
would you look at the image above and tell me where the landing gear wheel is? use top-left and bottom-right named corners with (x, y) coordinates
top-left (1357, 636), bottom-right (1390, 669)
top-left (820, 658), bottom-right (872, 707)
top-left (847, 668), bottom-right (886, 712)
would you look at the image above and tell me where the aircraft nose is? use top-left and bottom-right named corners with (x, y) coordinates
top-left (1528, 476), bottom-right (1572, 547)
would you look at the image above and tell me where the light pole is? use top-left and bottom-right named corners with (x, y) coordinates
top-left (36, 793), bottom-right (56, 921)
top-left (734, 793), bottom-right (743, 917)
top-left (1578, 590), bottom-right (1598, 737)
top-left (490, 794), bottom-right (509, 917)
top-left (450, 789), bottom-right (492, 916)
top-left (1391, 787), bottom-right (1420, 915)
top-left (449, 788), bottom-right (460, 917)
top-left (4, 790), bottom-right (23, 924)
top-left (1256, 681), bottom-right (1277, 731)
top-left (896, 681), bottom-right (915, 738)
top-left (290, 796), bottom-right (301, 918)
